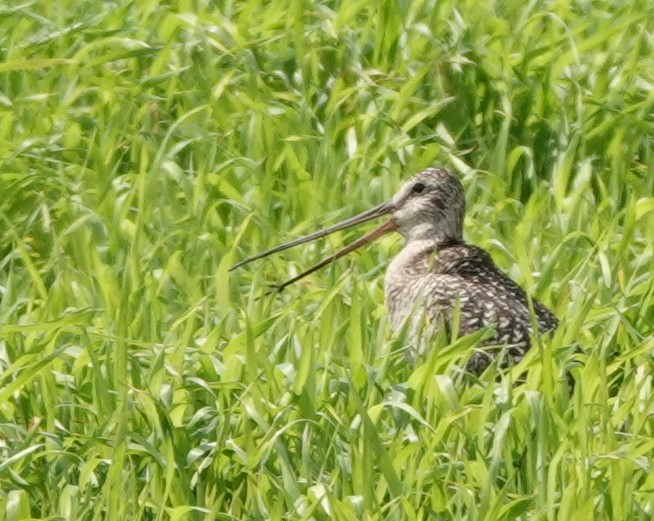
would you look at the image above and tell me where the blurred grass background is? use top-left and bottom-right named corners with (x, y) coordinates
top-left (1, 0), bottom-right (653, 519)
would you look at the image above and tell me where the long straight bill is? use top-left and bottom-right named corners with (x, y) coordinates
top-left (269, 219), bottom-right (398, 292)
top-left (230, 201), bottom-right (393, 270)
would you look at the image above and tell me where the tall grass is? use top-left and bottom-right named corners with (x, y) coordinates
top-left (1, 0), bottom-right (653, 519)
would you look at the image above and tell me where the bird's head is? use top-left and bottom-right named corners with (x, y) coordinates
top-left (230, 167), bottom-right (466, 289)
top-left (390, 167), bottom-right (465, 243)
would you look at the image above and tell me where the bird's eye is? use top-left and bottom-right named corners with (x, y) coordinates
top-left (412, 182), bottom-right (426, 194)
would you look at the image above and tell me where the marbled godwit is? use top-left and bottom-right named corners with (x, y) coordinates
top-left (231, 167), bottom-right (558, 374)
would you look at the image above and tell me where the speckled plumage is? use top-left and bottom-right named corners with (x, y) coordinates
top-left (232, 166), bottom-right (558, 375)
top-left (384, 168), bottom-right (558, 374)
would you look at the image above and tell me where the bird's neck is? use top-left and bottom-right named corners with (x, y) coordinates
top-left (390, 234), bottom-right (466, 276)
top-left (435, 236), bottom-right (465, 249)
top-left (404, 222), bottom-right (463, 244)
top-left (389, 236), bottom-right (456, 275)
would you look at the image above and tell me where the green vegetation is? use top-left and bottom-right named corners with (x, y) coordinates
top-left (1, 0), bottom-right (653, 519)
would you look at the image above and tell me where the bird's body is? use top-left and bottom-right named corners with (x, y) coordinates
top-left (385, 238), bottom-right (558, 374)
top-left (232, 167), bottom-right (558, 374)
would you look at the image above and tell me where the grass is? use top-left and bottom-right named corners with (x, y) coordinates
top-left (1, 0), bottom-right (653, 519)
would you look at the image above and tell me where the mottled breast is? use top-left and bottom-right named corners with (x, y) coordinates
top-left (384, 240), bottom-right (558, 373)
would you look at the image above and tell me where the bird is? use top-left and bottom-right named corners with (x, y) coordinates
top-left (231, 167), bottom-right (558, 375)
